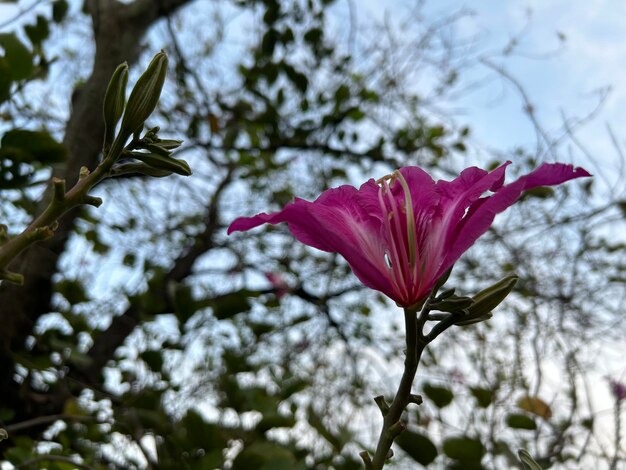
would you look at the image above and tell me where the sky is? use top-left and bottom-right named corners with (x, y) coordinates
top-left (2, 0), bottom-right (624, 168)
top-left (324, 0), bottom-right (626, 183)
top-left (425, 0), bottom-right (626, 172)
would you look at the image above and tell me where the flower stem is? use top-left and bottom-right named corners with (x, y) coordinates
top-left (370, 308), bottom-right (426, 469)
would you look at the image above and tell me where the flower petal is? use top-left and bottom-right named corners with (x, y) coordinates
top-left (228, 182), bottom-right (396, 298)
top-left (440, 163), bottom-right (591, 273)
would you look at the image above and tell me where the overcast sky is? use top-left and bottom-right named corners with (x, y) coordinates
top-left (2, 0), bottom-right (624, 168)
top-left (422, 0), bottom-right (626, 166)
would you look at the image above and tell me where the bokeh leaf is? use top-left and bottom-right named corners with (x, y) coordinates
top-left (395, 430), bottom-right (438, 466)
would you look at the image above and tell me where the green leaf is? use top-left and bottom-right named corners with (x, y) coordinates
top-left (52, 0), bottom-right (69, 22)
top-left (346, 107), bottom-right (365, 121)
top-left (0, 59), bottom-right (12, 102)
top-left (255, 412), bottom-right (296, 434)
top-left (395, 430), bottom-right (438, 466)
top-left (469, 387), bottom-right (494, 408)
top-left (172, 284), bottom-right (196, 323)
top-left (443, 436), bottom-right (485, 462)
top-left (211, 292), bottom-right (251, 320)
top-left (283, 63), bottom-right (308, 92)
top-left (0, 33), bottom-right (34, 80)
top-left (140, 350), bottom-right (164, 372)
top-left (231, 442), bottom-right (298, 470)
top-left (334, 84), bottom-right (350, 104)
top-left (24, 15), bottom-right (50, 46)
top-left (423, 383), bottom-right (454, 408)
top-left (506, 413), bottom-right (537, 430)
top-left (55, 278), bottom-right (89, 304)
top-left (0, 129), bottom-right (67, 164)
top-left (303, 27), bottom-right (323, 46)
top-left (182, 409), bottom-right (229, 450)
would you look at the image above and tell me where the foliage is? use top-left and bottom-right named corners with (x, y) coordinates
top-left (0, 0), bottom-right (624, 469)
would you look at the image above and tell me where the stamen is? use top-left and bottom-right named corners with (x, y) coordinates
top-left (393, 170), bottom-right (417, 269)
top-left (383, 179), bottom-right (411, 280)
top-left (377, 181), bottom-right (409, 300)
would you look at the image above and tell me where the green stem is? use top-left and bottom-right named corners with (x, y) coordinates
top-left (0, 135), bottom-right (126, 274)
top-left (370, 308), bottom-right (426, 469)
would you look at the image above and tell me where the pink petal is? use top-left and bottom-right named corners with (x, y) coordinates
top-left (440, 163), bottom-right (591, 273)
top-left (228, 183), bottom-right (395, 297)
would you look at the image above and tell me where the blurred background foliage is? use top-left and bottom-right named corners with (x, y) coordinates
top-left (0, 0), bottom-right (625, 468)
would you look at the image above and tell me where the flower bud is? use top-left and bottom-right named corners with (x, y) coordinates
top-left (102, 62), bottom-right (128, 153)
top-left (129, 151), bottom-right (192, 176)
top-left (119, 51), bottom-right (169, 141)
top-left (466, 275), bottom-right (518, 318)
top-left (111, 162), bottom-right (172, 178)
top-left (431, 295), bottom-right (474, 313)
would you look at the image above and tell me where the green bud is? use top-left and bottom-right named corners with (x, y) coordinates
top-left (111, 162), bottom-right (173, 178)
top-left (518, 449), bottom-right (543, 470)
top-left (102, 62), bottom-right (129, 154)
top-left (466, 275), bottom-right (518, 319)
top-left (455, 312), bottom-right (492, 326)
top-left (119, 51), bottom-right (169, 141)
top-left (431, 295), bottom-right (474, 313)
top-left (437, 287), bottom-right (456, 300)
top-left (155, 139), bottom-right (183, 150)
top-left (143, 142), bottom-right (173, 157)
top-left (129, 151), bottom-right (192, 176)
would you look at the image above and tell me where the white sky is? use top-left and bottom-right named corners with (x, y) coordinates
top-left (2, 0), bottom-right (625, 162)
top-left (422, 0), bottom-right (626, 163)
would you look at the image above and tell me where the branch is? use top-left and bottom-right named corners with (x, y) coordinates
top-left (4, 414), bottom-right (100, 434)
top-left (367, 308), bottom-right (425, 469)
top-left (0, 169), bottom-right (107, 282)
top-left (76, 167), bottom-right (235, 383)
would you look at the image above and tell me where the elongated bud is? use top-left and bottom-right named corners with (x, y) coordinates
top-left (518, 449), bottom-right (543, 470)
top-left (431, 295), bottom-right (474, 313)
top-left (455, 312), bottom-right (492, 326)
top-left (466, 275), bottom-right (518, 319)
top-left (110, 162), bottom-right (173, 178)
top-left (102, 62), bottom-right (128, 153)
top-left (119, 51), bottom-right (169, 141)
top-left (129, 151), bottom-right (192, 176)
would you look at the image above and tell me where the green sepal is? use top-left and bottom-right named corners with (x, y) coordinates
top-left (450, 275), bottom-right (518, 327)
top-left (110, 162), bottom-right (173, 178)
top-left (154, 139), bottom-right (183, 150)
top-left (454, 312), bottom-right (492, 326)
top-left (431, 295), bottom-right (474, 313)
top-left (129, 151), bottom-right (192, 176)
top-left (102, 62), bottom-right (129, 154)
top-left (466, 275), bottom-right (518, 318)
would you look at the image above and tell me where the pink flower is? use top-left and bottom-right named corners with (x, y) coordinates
top-left (228, 162), bottom-right (590, 308)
